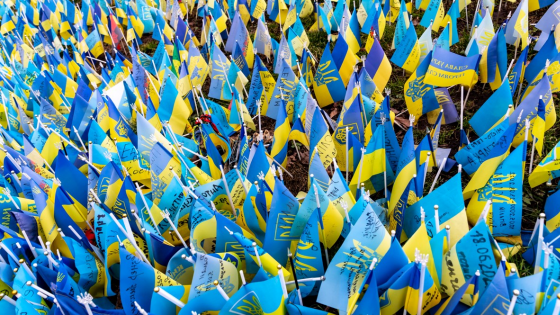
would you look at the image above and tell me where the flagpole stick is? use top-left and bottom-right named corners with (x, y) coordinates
top-left (18, 259), bottom-right (36, 281)
top-left (0, 242), bottom-right (20, 266)
top-left (313, 183), bottom-right (330, 265)
top-left (220, 165), bottom-right (238, 217)
top-left (21, 231), bottom-right (38, 259)
top-left (445, 225), bottom-right (451, 250)
top-left (460, 86), bottom-right (464, 134)
top-left (278, 264), bottom-right (289, 299)
top-left (293, 140), bottom-right (302, 160)
top-left (37, 236), bottom-right (47, 253)
top-left (424, 152), bottom-right (431, 185)
top-left (73, 127), bottom-right (88, 152)
top-left (257, 100), bottom-right (262, 140)
top-left (502, 59), bottom-right (516, 85)
top-left (162, 209), bottom-right (190, 251)
top-left (341, 200), bottom-right (352, 227)
top-left (234, 165), bottom-right (249, 195)
top-left (529, 96), bottom-right (543, 174)
top-left (154, 287), bottom-right (186, 308)
top-left (44, 249), bottom-right (59, 268)
top-left (239, 270), bottom-right (247, 286)
top-left (108, 213), bottom-right (150, 264)
top-left (356, 148), bottom-right (365, 194)
top-left (252, 242), bottom-right (262, 266)
top-left (534, 213), bottom-right (546, 274)
top-left (286, 276), bottom-right (326, 285)
top-left (345, 126), bottom-right (349, 181)
top-left (135, 183), bottom-right (162, 235)
top-left (0, 293), bottom-right (16, 306)
top-left (170, 167), bottom-right (200, 202)
top-left (145, 70), bottom-right (161, 100)
top-left (271, 159), bottom-right (294, 178)
top-left (212, 280), bottom-right (230, 301)
top-left (77, 293), bottom-right (95, 315)
top-left (434, 205), bottom-right (440, 233)
top-left (26, 281), bottom-right (55, 298)
top-left (464, 0), bottom-right (468, 30)
top-left (288, 249), bottom-right (304, 306)
top-left (477, 199), bottom-right (493, 224)
top-left (506, 290), bottom-right (519, 315)
top-left (417, 255), bottom-right (428, 315)
top-left (429, 157), bottom-right (447, 193)
top-left (467, 0), bottom-right (480, 29)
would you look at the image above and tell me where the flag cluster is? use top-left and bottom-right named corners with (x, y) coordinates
top-left (0, 0), bottom-right (559, 313)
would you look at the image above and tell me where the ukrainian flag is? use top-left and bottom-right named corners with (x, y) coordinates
top-left (345, 9), bottom-right (362, 54)
top-left (529, 139), bottom-right (560, 188)
top-left (529, 0), bottom-right (554, 12)
top-left (435, 271), bottom-right (479, 315)
top-left (137, 115), bottom-right (172, 169)
top-left (233, 231), bottom-right (290, 280)
top-left (479, 26), bottom-right (507, 91)
top-left (424, 47), bottom-right (480, 88)
top-left (441, 222), bottom-right (497, 301)
top-left (463, 122), bottom-right (516, 199)
top-left (309, 108), bottom-right (337, 169)
top-left (313, 44), bottom-right (346, 107)
top-left (364, 34), bottom-right (392, 92)
top-left (158, 75), bottom-right (192, 134)
top-left (333, 96), bottom-right (365, 172)
top-left (187, 40), bottom-right (209, 88)
top-left (390, 22), bottom-right (421, 73)
top-left (442, 0), bottom-right (460, 45)
top-left (270, 100), bottom-right (291, 168)
top-left (221, 275), bottom-right (287, 314)
top-left (350, 124), bottom-right (393, 194)
top-left (404, 51), bottom-right (439, 121)
top-left (289, 115), bottom-right (309, 148)
top-left (389, 126), bottom-right (416, 213)
top-left (533, 97), bottom-right (546, 156)
top-left (247, 56), bottom-right (275, 115)
top-left (403, 262), bottom-right (442, 314)
top-left (332, 36), bottom-right (359, 87)
top-left (126, 6), bottom-right (144, 44)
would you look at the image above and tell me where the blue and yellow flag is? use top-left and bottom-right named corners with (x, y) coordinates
top-left (463, 122), bottom-right (517, 199)
top-left (317, 204), bottom-right (391, 312)
top-left (424, 47), bottom-right (480, 87)
top-left (309, 107), bottom-right (337, 169)
top-left (365, 31), bottom-right (392, 91)
top-left (332, 36), bottom-right (359, 87)
top-left (220, 275), bottom-right (287, 314)
top-left (391, 21), bottom-right (421, 73)
top-left (313, 44), bottom-right (346, 107)
top-left (333, 95), bottom-right (365, 172)
top-left (529, 139), bottom-right (560, 187)
top-left (441, 221), bottom-right (498, 299)
top-left (480, 25), bottom-right (508, 90)
top-left (291, 177), bottom-right (343, 248)
top-left (469, 79), bottom-right (513, 137)
top-left (388, 126), bottom-right (416, 213)
top-left (294, 208), bottom-right (325, 287)
top-left (404, 51), bottom-right (440, 122)
top-left (466, 139), bottom-right (525, 237)
top-left (263, 178), bottom-right (299, 265)
top-left (270, 100), bottom-right (290, 167)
